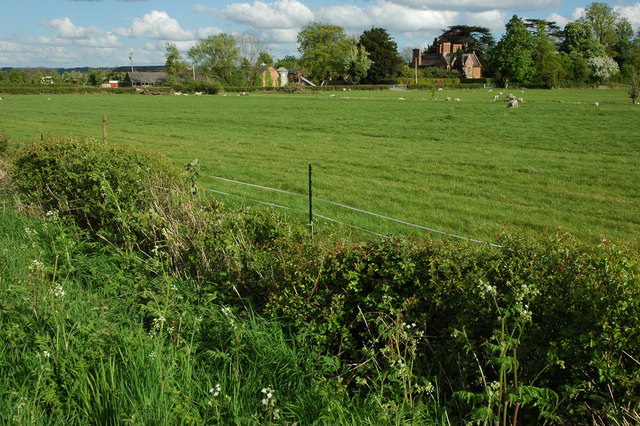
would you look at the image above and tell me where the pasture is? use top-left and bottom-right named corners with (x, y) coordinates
top-left (0, 88), bottom-right (638, 246)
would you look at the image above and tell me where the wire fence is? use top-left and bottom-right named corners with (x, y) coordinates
top-left (202, 173), bottom-right (502, 248)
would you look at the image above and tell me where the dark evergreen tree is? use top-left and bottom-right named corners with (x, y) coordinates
top-left (357, 27), bottom-right (404, 83)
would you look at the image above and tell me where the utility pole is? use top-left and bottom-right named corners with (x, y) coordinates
top-left (128, 51), bottom-right (134, 72)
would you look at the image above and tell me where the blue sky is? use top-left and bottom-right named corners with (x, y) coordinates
top-left (1, 0), bottom-right (639, 68)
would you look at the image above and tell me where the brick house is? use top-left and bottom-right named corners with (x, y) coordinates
top-left (411, 42), bottom-right (483, 79)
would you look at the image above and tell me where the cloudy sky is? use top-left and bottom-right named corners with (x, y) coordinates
top-left (1, 0), bottom-right (639, 68)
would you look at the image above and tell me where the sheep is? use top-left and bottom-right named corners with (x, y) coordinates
top-left (499, 91), bottom-right (503, 95)
top-left (329, 94), bottom-right (336, 97)
top-left (399, 97), bottom-right (406, 100)
top-left (194, 92), bottom-right (203, 96)
top-left (0, 97), bottom-right (3, 101)
top-left (445, 97), bottom-right (452, 101)
top-left (437, 88), bottom-right (443, 91)
top-left (517, 97), bottom-right (524, 103)
top-left (493, 95), bottom-right (499, 101)
top-left (453, 98), bottom-right (461, 102)
top-left (183, 93), bottom-right (189, 96)
top-left (174, 92), bottom-right (182, 96)
top-left (507, 99), bottom-right (519, 108)
top-left (592, 101), bottom-right (599, 106)
top-left (507, 93), bottom-right (516, 101)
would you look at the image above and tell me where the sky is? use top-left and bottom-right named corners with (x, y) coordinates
top-left (1, 0), bottom-right (640, 69)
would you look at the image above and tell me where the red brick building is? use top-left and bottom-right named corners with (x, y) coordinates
top-left (411, 42), bottom-right (483, 79)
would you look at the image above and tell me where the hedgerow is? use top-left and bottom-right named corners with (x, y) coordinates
top-left (8, 136), bottom-right (640, 424)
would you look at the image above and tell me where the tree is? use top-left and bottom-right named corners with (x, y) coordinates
top-left (275, 55), bottom-right (300, 69)
top-left (297, 22), bottom-right (353, 82)
top-left (188, 34), bottom-right (240, 86)
top-left (630, 67), bottom-right (639, 104)
top-left (235, 33), bottom-right (269, 85)
top-left (165, 42), bottom-right (187, 86)
top-left (560, 21), bottom-right (606, 59)
top-left (438, 25), bottom-right (495, 60)
top-left (583, 2), bottom-right (618, 48)
top-left (612, 18), bottom-right (634, 69)
top-left (587, 55), bottom-right (619, 83)
top-left (257, 52), bottom-right (274, 67)
top-left (492, 16), bottom-right (536, 87)
top-left (343, 44), bottom-right (372, 84)
top-left (532, 21), bottom-right (564, 87)
top-left (358, 27), bottom-right (403, 83)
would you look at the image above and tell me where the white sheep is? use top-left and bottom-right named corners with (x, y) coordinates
top-left (493, 95), bottom-right (499, 101)
top-left (517, 97), bottom-right (524, 103)
top-left (592, 102), bottom-right (599, 106)
top-left (174, 92), bottom-right (182, 96)
top-left (453, 98), bottom-right (461, 102)
top-left (0, 97), bottom-right (3, 101)
top-left (507, 99), bottom-right (519, 108)
top-left (399, 97), bottom-right (406, 100)
top-left (194, 92), bottom-right (203, 96)
top-left (183, 93), bottom-right (189, 96)
top-left (445, 97), bottom-right (452, 101)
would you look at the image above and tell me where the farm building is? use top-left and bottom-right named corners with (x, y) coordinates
top-left (124, 72), bottom-right (168, 87)
top-left (411, 42), bottom-right (483, 79)
top-left (259, 65), bottom-right (280, 87)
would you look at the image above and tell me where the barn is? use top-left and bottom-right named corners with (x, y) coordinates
top-left (124, 72), bottom-right (168, 87)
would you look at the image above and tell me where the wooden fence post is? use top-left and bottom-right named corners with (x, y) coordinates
top-left (102, 115), bottom-right (108, 146)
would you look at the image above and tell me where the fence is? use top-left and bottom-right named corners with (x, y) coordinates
top-left (201, 165), bottom-right (502, 248)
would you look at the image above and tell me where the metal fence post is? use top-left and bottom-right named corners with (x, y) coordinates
top-left (308, 164), bottom-right (313, 236)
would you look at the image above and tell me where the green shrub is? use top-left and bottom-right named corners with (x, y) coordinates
top-left (12, 137), bottom-right (183, 251)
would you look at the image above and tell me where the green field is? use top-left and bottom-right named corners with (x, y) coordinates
top-left (1, 88), bottom-right (638, 246)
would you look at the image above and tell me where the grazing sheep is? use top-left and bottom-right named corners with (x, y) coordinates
top-left (240, 91), bottom-right (248, 96)
top-left (399, 97), bottom-right (406, 100)
top-left (0, 97), bottom-right (3, 101)
top-left (517, 97), bottom-right (524, 103)
top-left (194, 92), bottom-right (203, 96)
top-left (454, 98), bottom-right (461, 102)
top-left (174, 92), bottom-right (182, 96)
top-left (493, 95), bottom-right (499, 101)
top-left (507, 93), bottom-right (516, 101)
top-left (329, 94), bottom-right (336, 97)
top-left (592, 101), bottom-right (599, 106)
top-left (445, 97), bottom-right (452, 101)
top-left (437, 88), bottom-right (443, 91)
top-left (183, 93), bottom-right (189, 96)
top-left (507, 99), bottom-right (519, 108)
top-left (499, 91), bottom-right (504, 95)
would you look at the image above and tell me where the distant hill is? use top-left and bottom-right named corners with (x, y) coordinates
top-left (1, 66), bottom-right (165, 73)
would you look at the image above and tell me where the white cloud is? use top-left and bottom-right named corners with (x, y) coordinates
top-left (368, 2), bottom-right (458, 32)
top-left (615, 3), bottom-right (640, 28)
top-left (462, 10), bottom-right (506, 32)
top-left (115, 10), bottom-right (194, 40)
top-left (257, 28), bottom-right (299, 43)
top-left (217, 0), bottom-right (314, 29)
top-left (384, 0), bottom-right (560, 12)
top-left (571, 7), bottom-right (585, 21)
top-left (316, 5), bottom-right (373, 28)
top-left (0, 40), bottom-right (22, 52)
top-left (547, 12), bottom-right (569, 28)
top-left (44, 17), bottom-right (101, 39)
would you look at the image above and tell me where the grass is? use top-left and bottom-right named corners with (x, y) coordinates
top-left (0, 88), bottom-right (638, 246)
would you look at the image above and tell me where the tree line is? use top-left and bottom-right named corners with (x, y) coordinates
top-left (2, 2), bottom-right (638, 89)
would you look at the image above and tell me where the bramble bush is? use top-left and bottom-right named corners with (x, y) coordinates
top-left (9, 136), bottom-right (640, 423)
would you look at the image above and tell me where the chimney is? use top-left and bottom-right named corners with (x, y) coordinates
top-left (439, 43), bottom-right (451, 54)
top-left (452, 44), bottom-right (463, 53)
top-left (412, 48), bottom-right (422, 67)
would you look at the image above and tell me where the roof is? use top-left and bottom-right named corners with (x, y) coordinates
top-left (126, 72), bottom-right (167, 84)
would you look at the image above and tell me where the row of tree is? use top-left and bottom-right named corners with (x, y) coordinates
top-left (2, 2), bottom-right (638, 89)
top-left (171, 2), bottom-right (639, 88)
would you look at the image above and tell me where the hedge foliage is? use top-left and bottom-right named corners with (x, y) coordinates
top-left (10, 136), bottom-right (640, 424)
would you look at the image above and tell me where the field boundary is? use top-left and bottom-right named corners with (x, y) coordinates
top-left (203, 173), bottom-right (502, 247)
